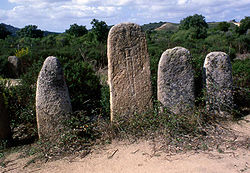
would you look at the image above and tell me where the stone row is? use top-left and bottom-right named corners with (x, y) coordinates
top-left (108, 23), bottom-right (233, 120)
top-left (0, 22), bottom-right (233, 142)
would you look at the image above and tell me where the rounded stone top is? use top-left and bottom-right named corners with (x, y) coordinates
top-left (110, 22), bottom-right (140, 30)
top-left (108, 23), bottom-right (141, 37)
top-left (206, 52), bottom-right (228, 58)
top-left (204, 52), bottom-right (229, 68)
top-left (160, 47), bottom-right (191, 65)
top-left (173, 46), bottom-right (188, 50)
top-left (8, 56), bottom-right (20, 64)
top-left (162, 46), bottom-right (189, 55)
top-left (8, 56), bottom-right (18, 60)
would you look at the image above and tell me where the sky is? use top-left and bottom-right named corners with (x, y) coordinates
top-left (0, 0), bottom-right (250, 32)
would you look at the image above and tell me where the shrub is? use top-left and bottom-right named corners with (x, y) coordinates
top-left (232, 59), bottom-right (250, 113)
top-left (179, 14), bottom-right (208, 39)
top-left (0, 74), bottom-right (37, 141)
top-left (15, 47), bottom-right (29, 58)
top-left (59, 57), bottom-right (101, 112)
top-left (100, 84), bottom-right (110, 116)
top-left (66, 24), bottom-right (88, 37)
top-left (217, 22), bottom-right (230, 32)
top-left (232, 59), bottom-right (250, 87)
top-left (0, 55), bottom-right (10, 78)
top-left (236, 16), bottom-right (250, 35)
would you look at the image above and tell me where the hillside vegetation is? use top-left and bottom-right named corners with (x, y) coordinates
top-left (0, 15), bottom-right (249, 157)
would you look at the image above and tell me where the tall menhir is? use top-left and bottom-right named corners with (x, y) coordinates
top-left (107, 23), bottom-right (153, 122)
top-left (157, 47), bottom-right (195, 114)
top-left (36, 56), bottom-right (72, 141)
top-left (203, 52), bottom-right (234, 117)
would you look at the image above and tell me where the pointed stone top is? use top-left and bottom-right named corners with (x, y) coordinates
top-left (42, 56), bottom-right (61, 69)
top-left (39, 56), bottom-right (64, 85)
top-left (36, 56), bottom-right (72, 140)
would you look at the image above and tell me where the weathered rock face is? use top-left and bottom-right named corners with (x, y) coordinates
top-left (203, 52), bottom-right (234, 116)
top-left (8, 56), bottom-right (22, 78)
top-left (157, 47), bottom-right (195, 114)
top-left (36, 56), bottom-right (72, 140)
top-left (108, 23), bottom-right (153, 121)
top-left (0, 91), bottom-right (11, 140)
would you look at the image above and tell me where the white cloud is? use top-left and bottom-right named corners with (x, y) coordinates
top-left (2, 0), bottom-right (250, 32)
top-left (177, 0), bottom-right (189, 5)
top-left (8, 0), bottom-right (33, 3)
top-left (72, 0), bottom-right (100, 5)
top-left (9, 0), bottom-right (70, 3)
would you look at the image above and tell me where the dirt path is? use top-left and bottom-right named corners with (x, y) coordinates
top-left (1, 115), bottom-right (249, 173)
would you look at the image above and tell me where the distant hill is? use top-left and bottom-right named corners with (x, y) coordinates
top-left (208, 21), bottom-right (237, 30)
top-left (147, 21), bottom-right (238, 32)
top-left (1, 23), bottom-right (20, 36)
top-left (43, 31), bottom-right (60, 36)
top-left (141, 22), bottom-right (166, 31)
top-left (0, 23), bottom-right (59, 36)
top-left (1, 21), bottom-right (239, 37)
top-left (207, 22), bottom-right (219, 28)
top-left (154, 22), bottom-right (179, 32)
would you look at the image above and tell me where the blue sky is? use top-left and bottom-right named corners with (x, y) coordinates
top-left (0, 0), bottom-right (250, 32)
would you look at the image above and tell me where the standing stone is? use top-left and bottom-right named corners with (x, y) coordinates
top-left (36, 56), bottom-right (72, 140)
top-left (8, 56), bottom-right (22, 78)
top-left (0, 91), bottom-right (12, 140)
top-left (203, 52), bottom-right (233, 116)
top-left (108, 23), bottom-right (153, 122)
top-left (157, 47), bottom-right (195, 114)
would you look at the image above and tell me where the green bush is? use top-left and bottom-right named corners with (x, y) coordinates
top-left (112, 105), bottom-right (204, 139)
top-left (59, 57), bottom-right (101, 112)
top-left (100, 84), bottom-right (110, 116)
top-left (217, 22), bottom-right (230, 32)
top-left (0, 55), bottom-right (10, 78)
top-left (232, 59), bottom-right (250, 112)
top-left (232, 59), bottom-right (250, 87)
top-left (0, 73), bottom-right (37, 140)
top-left (179, 14), bottom-right (208, 39)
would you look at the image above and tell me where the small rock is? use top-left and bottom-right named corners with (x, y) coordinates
top-left (8, 56), bottom-right (22, 78)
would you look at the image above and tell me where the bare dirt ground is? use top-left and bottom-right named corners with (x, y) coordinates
top-left (1, 115), bottom-right (249, 173)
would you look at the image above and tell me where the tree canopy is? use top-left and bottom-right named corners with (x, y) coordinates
top-left (17, 25), bottom-right (44, 38)
top-left (91, 19), bottom-right (109, 42)
top-left (179, 14), bottom-right (208, 39)
top-left (0, 24), bottom-right (11, 39)
top-left (217, 22), bottom-right (230, 32)
top-left (236, 16), bottom-right (250, 35)
top-left (65, 24), bottom-right (88, 37)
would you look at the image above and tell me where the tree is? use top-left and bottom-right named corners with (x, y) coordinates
top-left (90, 19), bottom-right (109, 42)
top-left (17, 25), bottom-right (44, 38)
top-left (0, 24), bottom-right (11, 39)
top-left (236, 16), bottom-right (250, 35)
top-left (179, 14), bottom-right (208, 39)
top-left (65, 24), bottom-right (88, 37)
top-left (217, 22), bottom-right (230, 32)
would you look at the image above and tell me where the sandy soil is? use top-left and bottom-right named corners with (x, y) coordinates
top-left (1, 115), bottom-right (249, 173)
